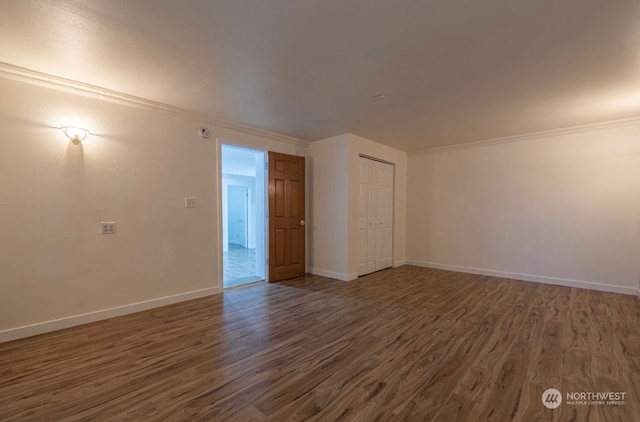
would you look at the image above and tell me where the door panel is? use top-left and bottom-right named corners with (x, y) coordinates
top-left (269, 152), bottom-right (305, 281)
top-left (358, 158), bottom-right (368, 275)
top-left (366, 160), bottom-right (377, 273)
top-left (359, 157), bottom-right (394, 276)
top-left (376, 162), bottom-right (393, 270)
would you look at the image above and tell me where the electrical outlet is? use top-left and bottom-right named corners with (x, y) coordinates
top-left (185, 197), bottom-right (197, 208)
top-left (101, 222), bottom-right (117, 234)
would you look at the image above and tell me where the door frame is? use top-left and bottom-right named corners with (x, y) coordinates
top-left (217, 142), bottom-right (307, 287)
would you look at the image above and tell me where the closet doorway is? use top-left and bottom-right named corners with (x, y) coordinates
top-left (358, 156), bottom-right (394, 276)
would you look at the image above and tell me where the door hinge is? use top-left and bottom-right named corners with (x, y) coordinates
top-left (265, 161), bottom-right (269, 170)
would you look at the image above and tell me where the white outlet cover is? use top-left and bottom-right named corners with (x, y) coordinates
top-left (185, 197), bottom-right (197, 208)
top-left (100, 222), bottom-right (117, 234)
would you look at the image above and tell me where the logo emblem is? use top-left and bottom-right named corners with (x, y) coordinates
top-left (542, 388), bottom-right (562, 409)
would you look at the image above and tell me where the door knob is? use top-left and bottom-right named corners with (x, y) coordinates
top-left (299, 220), bottom-right (306, 226)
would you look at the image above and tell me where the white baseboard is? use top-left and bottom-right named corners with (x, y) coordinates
top-left (310, 268), bottom-right (357, 281)
top-left (393, 259), bottom-right (407, 268)
top-left (0, 287), bottom-right (220, 343)
top-left (406, 260), bottom-right (638, 296)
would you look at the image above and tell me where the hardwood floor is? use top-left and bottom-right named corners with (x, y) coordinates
top-left (1, 266), bottom-right (639, 421)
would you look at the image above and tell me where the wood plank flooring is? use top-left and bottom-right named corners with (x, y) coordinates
top-left (1, 266), bottom-right (639, 421)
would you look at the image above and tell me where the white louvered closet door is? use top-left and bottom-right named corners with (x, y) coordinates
top-left (358, 157), bottom-right (394, 276)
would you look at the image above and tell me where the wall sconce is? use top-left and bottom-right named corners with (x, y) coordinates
top-left (61, 126), bottom-right (90, 144)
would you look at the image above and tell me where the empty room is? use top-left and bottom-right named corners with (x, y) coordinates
top-left (1, 1), bottom-right (639, 421)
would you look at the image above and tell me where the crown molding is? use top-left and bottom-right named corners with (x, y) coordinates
top-left (0, 61), bottom-right (310, 147)
top-left (413, 115), bottom-right (640, 154)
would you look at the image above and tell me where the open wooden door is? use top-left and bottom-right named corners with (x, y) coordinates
top-left (268, 152), bottom-right (305, 281)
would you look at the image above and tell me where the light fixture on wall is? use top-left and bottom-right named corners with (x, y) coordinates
top-left (61, 126), bottom-right (90, 144)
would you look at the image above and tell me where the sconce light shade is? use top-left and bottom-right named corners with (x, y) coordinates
top-left (61, 126), bottom-right (90, 144)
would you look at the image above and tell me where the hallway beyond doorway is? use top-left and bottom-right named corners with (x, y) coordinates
top-left (221, 144), bottom-right (266, 288)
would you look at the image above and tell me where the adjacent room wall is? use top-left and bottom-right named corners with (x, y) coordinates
top-left (0, 76), bottom-right (307, 341)
top-left (406, 120), bottom-right (640, 294)
top-left (309, 133), bottom-right (407, 280)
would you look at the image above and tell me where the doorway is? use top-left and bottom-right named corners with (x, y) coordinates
top-left (221, 145), bottom-right (266, 288)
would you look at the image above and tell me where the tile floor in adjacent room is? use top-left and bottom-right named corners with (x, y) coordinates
top-left (223, 243), bottom-right (262, 288)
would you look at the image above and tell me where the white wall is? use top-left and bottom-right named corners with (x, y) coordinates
top-left (308, 135), bottom-right (351, 280)
top-left (406, 121), bottom-right (640, 294)
top-left (0, 76), bottom-right (307, 341)
top-left (309, 133), bottom-right (407, 280)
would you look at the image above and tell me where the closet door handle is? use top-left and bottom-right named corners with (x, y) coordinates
top-left (299, 220), bottom-right (306, 226)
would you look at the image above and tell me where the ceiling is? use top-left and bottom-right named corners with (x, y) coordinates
top-left (2, 0), bottom-right (640, 151)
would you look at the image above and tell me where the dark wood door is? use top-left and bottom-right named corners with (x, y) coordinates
top-left (268, 152), bottom-right (305, 281)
